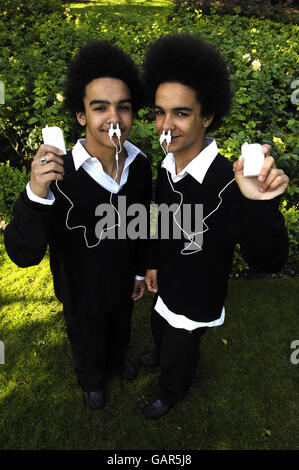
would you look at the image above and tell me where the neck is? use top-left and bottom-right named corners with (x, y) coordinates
top-left (174, 137), bottom-right (208, 174)
top-left (83, 141), bottom-right (126, 178)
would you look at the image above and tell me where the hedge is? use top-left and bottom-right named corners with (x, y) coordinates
top-left (0, 0), bottom-right (298, 266)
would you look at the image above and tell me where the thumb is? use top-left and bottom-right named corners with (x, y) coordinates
top-left (151, 276), bottom-right (158, 293)
top-left (233, 155), bottom-right (244, 175)
top-left (146, 274), bottom-right (158, 293)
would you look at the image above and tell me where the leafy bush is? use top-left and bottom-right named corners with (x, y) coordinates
top-left (0, 2), bottom-right (298, 268)
top-left (0, 3), bottom-right (297, 197)
top-left (281, 202), bottom-right (299, 262)
top-left (173, 0), bottom-right (298, 24)
top-left (0, 162), bottom-right (29, 222)
top-left (0, 0), bottom-right (65, 21)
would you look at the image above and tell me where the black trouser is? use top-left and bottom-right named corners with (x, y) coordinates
top-left (63, 300), bottom-right (133, 392)
top-left (151, 304), bottom-right (207, 402)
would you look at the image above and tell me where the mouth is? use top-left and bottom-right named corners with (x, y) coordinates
top-left (165, 135), bottom-right (181, 143)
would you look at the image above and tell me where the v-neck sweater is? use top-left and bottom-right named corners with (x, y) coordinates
top-left (5, 150), bottom-right (152, 317)
top-left (147, 153), bottom-right (289, 323)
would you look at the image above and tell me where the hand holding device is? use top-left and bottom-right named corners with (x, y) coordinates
top-left (29, 126), bottom-right (65, 198)
top-left (42, 125), bottom-right (66, 154)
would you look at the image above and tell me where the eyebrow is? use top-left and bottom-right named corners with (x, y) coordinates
top-left (89, 99), bottom-right (132, 106)
top-left (154, 105), bottom-right (193, 112)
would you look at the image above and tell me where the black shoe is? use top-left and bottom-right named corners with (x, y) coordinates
top-left (120, 359), bottom-right (137, 381)
top-left (139, 350), bottom-right (159, 366)
top-left (143, 396), bottom-right (176, 419)
top-left (83, 390), bottom-right (105, 410)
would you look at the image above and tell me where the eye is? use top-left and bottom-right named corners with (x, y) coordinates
top-left (154, 110), bottom-right (164, 116)
top-left (119, 105), bottom-right (131, 111)
top-left (177, 111), bottom-right (188, 117)
top-left (94, 106), bottom-right (106, 112)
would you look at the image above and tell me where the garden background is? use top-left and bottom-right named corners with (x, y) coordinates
top-left (0, 0), bottom-right (298, 451)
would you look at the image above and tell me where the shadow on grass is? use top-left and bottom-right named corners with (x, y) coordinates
top-left (0, 281), bottom-right (298, 450)
top-left (0, 294), bottom-right (57, 306)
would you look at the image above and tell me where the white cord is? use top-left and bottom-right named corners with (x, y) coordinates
top-left (55, 125), bottom-right (122, 248)
top-left (159, 134), bottom-right (235, 255)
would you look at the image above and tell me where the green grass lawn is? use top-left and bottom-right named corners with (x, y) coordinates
top-left (0, 233), bottom-right (298, 450)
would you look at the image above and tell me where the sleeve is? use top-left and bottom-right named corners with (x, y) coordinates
top-left (26, 182), bottom-right (55, 205)
top-left (238, 194), bottom-right (289, 273)
top-left (4, 189), bottom-right (52, 268)
top-left (134, 158), bottom-right (153, 277)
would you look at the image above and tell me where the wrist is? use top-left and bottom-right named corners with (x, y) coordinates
top-left (29, 181), bottom-right (48, 199)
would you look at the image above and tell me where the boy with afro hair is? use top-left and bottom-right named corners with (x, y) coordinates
top-left (5, 41), bottom-right (152, 410)
top-left (140, 34), bottom-right (289, 418)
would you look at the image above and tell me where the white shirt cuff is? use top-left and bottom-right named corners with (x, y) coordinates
top-left (135, 276), bottom-right (145, 281)
top-left (26, 182), bottom-right (55, 205)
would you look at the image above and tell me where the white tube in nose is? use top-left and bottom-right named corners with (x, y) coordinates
top-left (159, 130), bottom-right (166, 144)
top-left (109, 122), bottom-right (122, 139)
top-left (108, 122), bottom-right (115, 138)
top-left (165, 129), bottom-right (172, 144)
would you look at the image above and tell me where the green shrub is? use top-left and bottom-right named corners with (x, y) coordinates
top-left (281, 202), bottom-right (299, 263)
top-left (0, 4), bottom-right (297, 201)
top-left (0, 1), bottom-right (298, 266)
top-left (173, 0), bottom-right (298, 24)
top-left (0, 0), bottom-right (65, 21)
top-left (232, 244), bottom-right (250, 273)
top-left (0, 162), bottom-right (29, 222)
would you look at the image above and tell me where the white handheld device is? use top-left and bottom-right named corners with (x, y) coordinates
top-left (42, 125), bottom-right (66, 154)
top-left (241, 142), bottom-right (264, 177)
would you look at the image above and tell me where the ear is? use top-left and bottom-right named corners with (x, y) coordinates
top-left (203, 114), bottom-right (214, 129)
top-left (76, 111), bottom-right (86, 127)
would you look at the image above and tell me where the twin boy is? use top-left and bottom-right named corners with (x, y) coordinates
top-left (4, 35), bottom-right (288, 419)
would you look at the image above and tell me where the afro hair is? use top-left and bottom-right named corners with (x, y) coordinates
top-left (63, 40), bottom-right (144, 117)
top-left (142, 33), bottom-right (232, 132)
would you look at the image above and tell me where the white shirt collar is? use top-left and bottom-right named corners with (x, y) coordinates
top-left (161, 138), bottom-right (218, 184)
top-left (72, 138), bottom-right (146, 172)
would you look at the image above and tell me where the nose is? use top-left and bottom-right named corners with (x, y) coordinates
top-left (161, 114), bottom-right (175, 133)
top-left (108, 107), bottom-right (121, 127)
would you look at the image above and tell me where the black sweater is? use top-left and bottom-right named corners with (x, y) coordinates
top-left (4, 151), bottom-right (152, 317)
top-left (148, 154), bottom-right (289, 323)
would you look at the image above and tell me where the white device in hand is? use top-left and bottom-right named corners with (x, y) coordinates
top-left (42, 125), bottom-right (66, 154)
top-left (241, 142), bottom-right (264, 177)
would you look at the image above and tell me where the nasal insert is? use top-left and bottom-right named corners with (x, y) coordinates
top-left (159, 129), bottom-right (172, 145)
top-left (108, 122), bottom-right (121, 139)
top-left (109, 122), bottom-right (122, 161)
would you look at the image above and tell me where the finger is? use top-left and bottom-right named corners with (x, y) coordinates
top-left (34, 152), bottom-right (64, 167)
top-left (133, 286), bottom-right (145, 301)
top-left (233, 156), bottom-right (244, 175)
top-left (259, 168), bottom-right (283, 192)
top-left (39, 161), bottom-right (65, 176)
top-left (258, 156), bottom-right (275, 182)
top-left (145, 277), bottom-right (152, 292)
top-left (261, 172), bottom-right (288, 193)
top-left (38, 171), bottom-right (64, 184)
top-left (151, 277), bottom-right (158, 293)
top-left (262, 144), bottom-right (272, 156)
top-left (146, 277), bottom-right (157, 293)
top-left (36, 144), bottom-right (65, 157)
